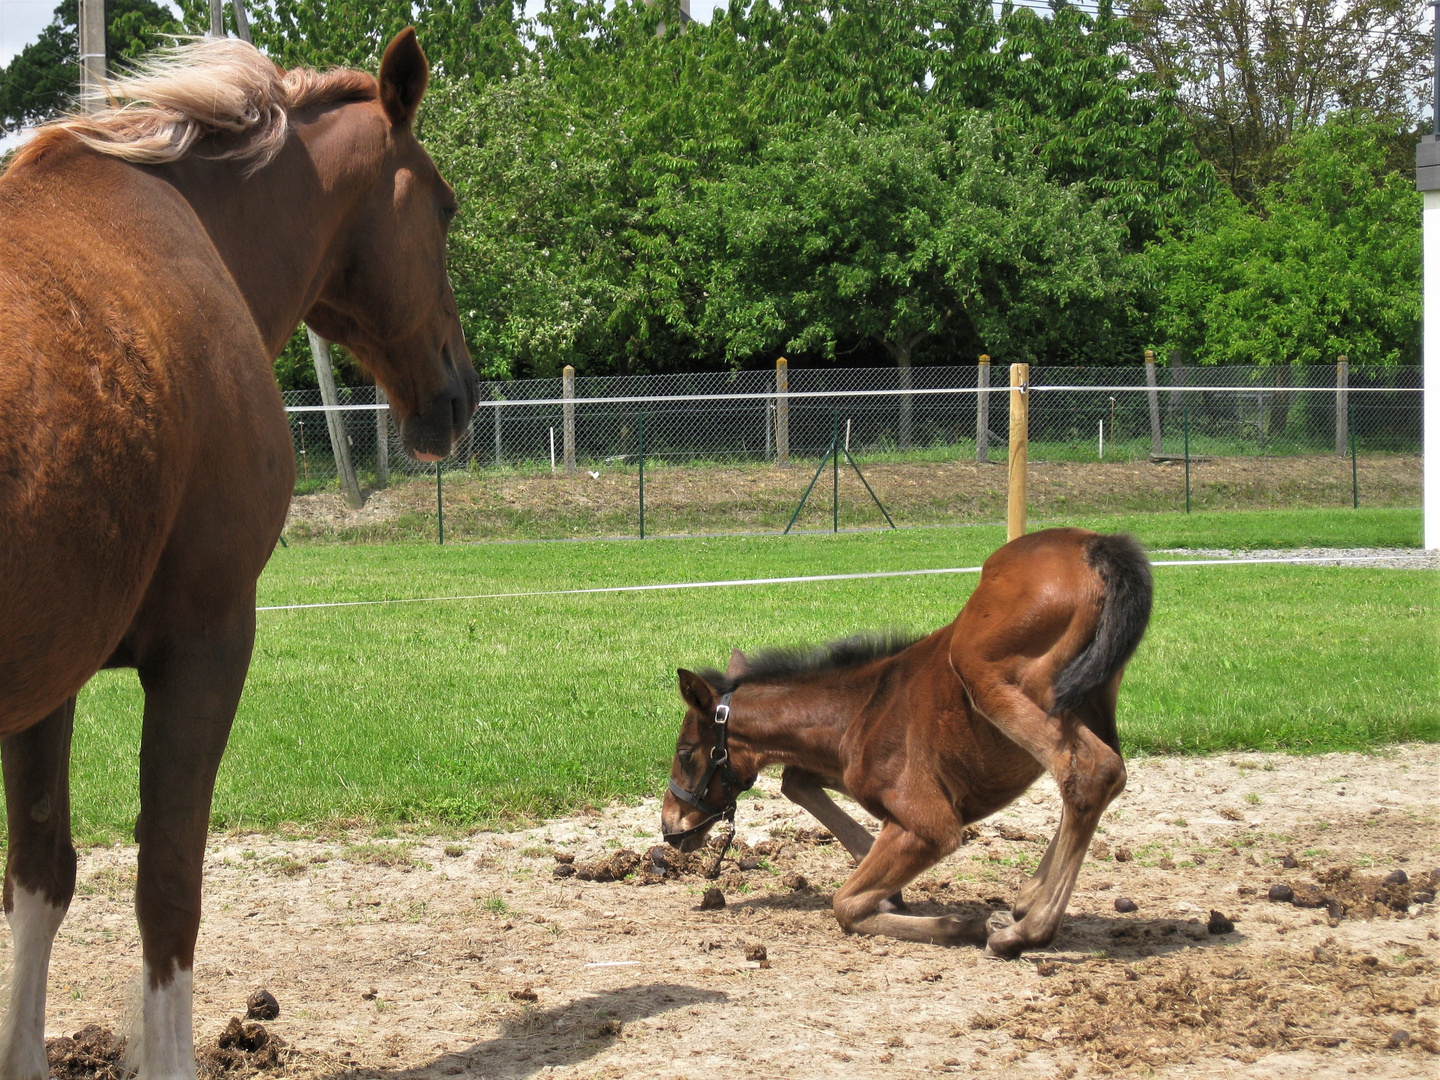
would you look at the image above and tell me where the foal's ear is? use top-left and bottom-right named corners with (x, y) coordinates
top-left (677, 669), bottom-right (716, 714)
top-left (379, 27), bottom-right (429, 129)
top-left (725, 649), bottom-right (748, 678)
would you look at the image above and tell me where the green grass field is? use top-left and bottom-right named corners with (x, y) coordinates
top-left (62, 507), bottom-right (1436, 842)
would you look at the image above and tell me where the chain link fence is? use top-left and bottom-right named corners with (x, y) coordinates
top-left (281, 363), bottom-right (1422, 541)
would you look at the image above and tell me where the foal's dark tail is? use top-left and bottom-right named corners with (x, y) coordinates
top-left (1051, 533), bottom-right (1153, 729)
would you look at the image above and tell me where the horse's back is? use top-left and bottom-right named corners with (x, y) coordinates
top-left (0, 138), bottom-right (291, 732)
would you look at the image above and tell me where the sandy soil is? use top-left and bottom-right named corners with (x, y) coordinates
top-left (282, 454), bottom-right (1421, 542)
top-left (32, 746), bottom-right (1439, 1079)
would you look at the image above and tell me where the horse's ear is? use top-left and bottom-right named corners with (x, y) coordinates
top-left (725, 649), bottom-right (748, 678)
top-left (378, 27), bottom-right (429, 129)
top-left (677, 669), bottom-right (715, 714)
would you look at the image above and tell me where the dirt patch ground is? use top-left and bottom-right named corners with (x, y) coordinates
top-left (283, 454), bottom-right (1421, 542)
top-left (33, 746), bottom-right (1438, 1079)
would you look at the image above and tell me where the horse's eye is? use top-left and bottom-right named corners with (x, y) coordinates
top-left (440, 203), bottom-right (458, 226)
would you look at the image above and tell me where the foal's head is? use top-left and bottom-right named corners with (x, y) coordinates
top-left (301, 29), bottom-right (478, 461)
top-left (661, 666), bottom-right (755, 853)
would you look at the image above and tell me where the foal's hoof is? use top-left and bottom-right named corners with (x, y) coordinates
top-left (983, 924), bottom-right (1027, 959)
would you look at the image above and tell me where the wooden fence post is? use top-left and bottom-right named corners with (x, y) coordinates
top-left (775, 357), bottom-right (790, 465)
top-left (562, 364), bottom-right (576, 476)
top-left (1336, 354), bottom-right (1349, 456)
top-left (1145, 349), bottom-right (1162, 457)
top-left (976, 354), bottom-right (991, 464)
top-left (374, 385), bottom-right (389, 489)
top-left (306, 328), bottom-right (364, 509)
top-left (1008, 363), bottom-right (1029, 542)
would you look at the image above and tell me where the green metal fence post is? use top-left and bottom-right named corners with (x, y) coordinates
top-left (638, 410), bottom-right (645, 539)
top-left (436, 460), bottom-right (444, 544)
top-left (832, 410), bottom-right (839, 533)
top-left (1183, 396), bottom-right (1191, 515)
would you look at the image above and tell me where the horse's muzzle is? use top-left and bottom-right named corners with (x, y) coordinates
top-left (402, 373), bottom-right (478, 461)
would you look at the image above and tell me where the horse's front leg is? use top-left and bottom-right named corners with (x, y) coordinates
top-left (832, 821), bottom-right (986, 945)
top-left (779, 768), bottom-right (909, 913)
top-left (0, 699), bottom-right (78, 1080)
top-left (131, 617), bottom-right (253, 1080)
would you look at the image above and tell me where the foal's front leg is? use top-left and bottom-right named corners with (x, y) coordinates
top-left (131, 620), bottom-right (252, 1080)
top-left (779, 768), bottom-right (907, 913)
top-left (831, 821), bottom-right (987, 945)
top-left (0, 700), bottom-right (78, 1080)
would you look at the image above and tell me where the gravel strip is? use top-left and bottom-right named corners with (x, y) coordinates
top-left (1153, 547), bottom-right (1439, 569)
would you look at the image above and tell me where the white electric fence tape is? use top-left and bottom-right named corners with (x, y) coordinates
top-left (256, 553), bottom-right (1416, 614)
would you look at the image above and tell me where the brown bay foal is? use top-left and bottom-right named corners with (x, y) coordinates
top-left (662, 528), bottom-right (1152, 958)
top-left (0, 30), bottom-right (475, 1080)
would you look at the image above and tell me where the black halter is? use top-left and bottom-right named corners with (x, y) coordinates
top-left (663, 692), bottom-right (753, 846)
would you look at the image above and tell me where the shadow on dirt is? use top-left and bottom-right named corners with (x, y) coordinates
top-left (329, 981), bottom-right (726, 1080)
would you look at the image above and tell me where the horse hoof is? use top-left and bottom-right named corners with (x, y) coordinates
top-left (984, 926), bottom-right (1026, 958)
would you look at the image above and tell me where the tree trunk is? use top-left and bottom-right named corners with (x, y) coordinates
top-left (1267, 364), bottom-right (1293, 438)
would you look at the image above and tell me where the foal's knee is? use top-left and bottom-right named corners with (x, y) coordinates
top-left (832, 890), bottom-right (873, 934)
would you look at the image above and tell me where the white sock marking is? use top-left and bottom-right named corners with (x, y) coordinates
top-left (0, 887), bottom-right (67, 1080)
top-left (129, 963), bottom-right (194, 1080)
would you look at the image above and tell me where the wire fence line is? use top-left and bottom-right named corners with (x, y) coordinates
top-left (283, 363), bottom-right (1421, 491)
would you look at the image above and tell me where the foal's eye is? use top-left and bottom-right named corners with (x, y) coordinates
top-left (440, 203), bottom-right (458, 227)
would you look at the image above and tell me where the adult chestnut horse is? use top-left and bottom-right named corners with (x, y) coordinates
top-left (0, 29), bottom-right (476, 1080)
top-left (662, 528), bottom-right (1152, 958)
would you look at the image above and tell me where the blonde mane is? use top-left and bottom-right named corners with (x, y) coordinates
top-left (26, 38), bottom-right (376, 173)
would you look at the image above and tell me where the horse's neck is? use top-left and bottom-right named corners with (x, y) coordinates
top-left (160, 107), bottom-right (385, 358)
top-left (729, 677), bottom-right (873, 775)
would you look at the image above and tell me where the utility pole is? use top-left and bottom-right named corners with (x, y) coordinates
top-left (77, 0), bottom-right (106, 110)
top-left (210, 0), bottom-right (253, 43)
top-left (1418, 0), bottom-right (1440, 550)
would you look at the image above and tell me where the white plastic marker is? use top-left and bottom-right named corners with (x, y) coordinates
top-left (256, 554), bottom-right (1416, 614)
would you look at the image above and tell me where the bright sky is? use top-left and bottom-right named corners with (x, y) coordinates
top-left (1, 0), bottom-right (59, 67)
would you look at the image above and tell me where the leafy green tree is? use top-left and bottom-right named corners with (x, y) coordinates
top-left (0, 0), bottom-right (183, 132)
top-left (931, 0), bottom-right (1210, 245)
top-left (1127, 0), bottom-right (1429, 200)
top-left (693, 112), bottom-right (1128, 438)
top-left (244, 0), bottom-right (524, 83)
top-left (1151, 119), bottom-right (1420, 368)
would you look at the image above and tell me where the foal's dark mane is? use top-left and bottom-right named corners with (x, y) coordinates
top-left (700, 631), bottom-right (922, 694)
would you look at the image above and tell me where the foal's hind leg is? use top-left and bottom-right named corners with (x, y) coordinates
top-left (832, 822), bottom-right (987, 945)
top-left (780, 768), bottom-right (907, 912)
top-left (1010, 826), bottom-right (1061, 921)
top-left (977, 692), bottom-right (1125, 958)
top-left (0, 699), bottom-right (78, 1080)
top-left (131, 618), bottom-right (253, 1080)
